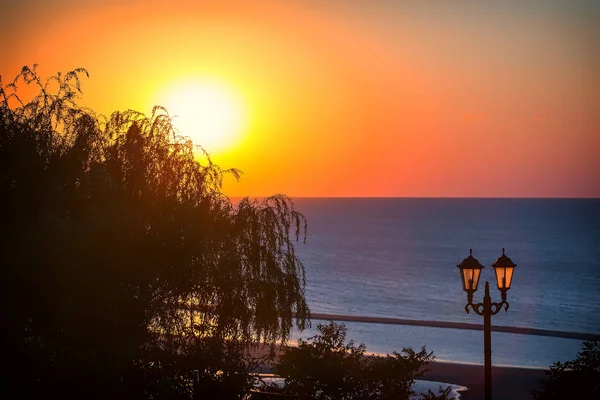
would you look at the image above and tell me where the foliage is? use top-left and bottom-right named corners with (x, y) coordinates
top-left (531, 340), bottom-right (600, 400)
top-left (0, 65), bottom-right (309, 399)
top-left (275, 322), bottom-right (451, 400)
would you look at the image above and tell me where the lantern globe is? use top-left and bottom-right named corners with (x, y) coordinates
top-left (457, 249), bottom-right (484, 293)
top-left (491, 248), bottom-right (517, 291)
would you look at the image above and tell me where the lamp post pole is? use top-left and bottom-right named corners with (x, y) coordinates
top-left (457, 249), bottom-right (517, 400)
top-left (483, 282), bottom-right (493, 400)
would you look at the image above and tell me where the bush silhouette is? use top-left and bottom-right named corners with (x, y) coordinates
top-left (531, 340), bottom-right (600, 400)
top-left (274, 322), bottom-right (451, 400)
top-left (0, 65), bottom-right (309, 399)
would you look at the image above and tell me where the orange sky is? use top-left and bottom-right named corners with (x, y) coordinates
top-left (2, 0), bottom-right (598, 197)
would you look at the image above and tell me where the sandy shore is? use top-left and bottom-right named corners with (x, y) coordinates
top-left (422, 361), bottom-right (547, 400)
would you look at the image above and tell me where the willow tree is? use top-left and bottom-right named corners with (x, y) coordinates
top-left (0, 65), bottom-right (309, 399)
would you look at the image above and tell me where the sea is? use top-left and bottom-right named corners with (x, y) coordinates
top-left (287, 198), bottom-right (600, 369)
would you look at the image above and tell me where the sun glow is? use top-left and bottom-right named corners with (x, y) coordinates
top-left (157, 79), bottom-right (247, 154)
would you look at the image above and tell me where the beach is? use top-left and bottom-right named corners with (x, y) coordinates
top-left (422, 361), bottom-right (547, 400)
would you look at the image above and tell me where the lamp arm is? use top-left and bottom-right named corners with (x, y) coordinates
top-left (465, 301), bottom-right (485, 316)
top-left (491, 289), bottom-right (510, 314)
top-left (491, 300), bottom-right (509, 314)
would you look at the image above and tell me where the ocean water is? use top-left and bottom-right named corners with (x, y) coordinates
top-left (289, 198), bottom-right (600, 368)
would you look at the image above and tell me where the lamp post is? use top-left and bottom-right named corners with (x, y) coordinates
top-left (457, 248), bottom-right (517, 400)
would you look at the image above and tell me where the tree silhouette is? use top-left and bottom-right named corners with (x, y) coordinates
top-left (531, 340), bottom-right (599, 400)
top-left (0, 65), bottom-right (309, 399)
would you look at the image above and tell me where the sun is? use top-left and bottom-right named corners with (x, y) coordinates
top-left (158, 79), bottom-right (247, 154)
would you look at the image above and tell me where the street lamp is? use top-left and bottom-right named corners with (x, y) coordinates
top-left (457, 248), bottom-right (517, 400)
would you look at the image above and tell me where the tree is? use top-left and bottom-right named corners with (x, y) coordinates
top-left (0, 65), bottom-right (309, 399)
top-left (274, 322), bottom-right (451, 400)
top-left (531, 340), bottom-right (600, 400)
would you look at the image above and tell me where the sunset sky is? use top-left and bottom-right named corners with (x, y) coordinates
top-left (2, 0), bottom-right (598, 197)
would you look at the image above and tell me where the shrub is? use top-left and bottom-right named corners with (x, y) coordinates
top-left (531, 340), bottom-right (600, 400)
top-left (275, 322), bottom-right (451, 400)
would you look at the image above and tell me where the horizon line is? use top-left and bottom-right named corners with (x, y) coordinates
top-left (229, 196), bottom-right (600, 200)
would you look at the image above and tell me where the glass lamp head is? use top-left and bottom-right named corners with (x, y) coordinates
top-left (457, 249), bottom-right (484, 294)
top-left (492, 248), bottom-right (517, 291)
